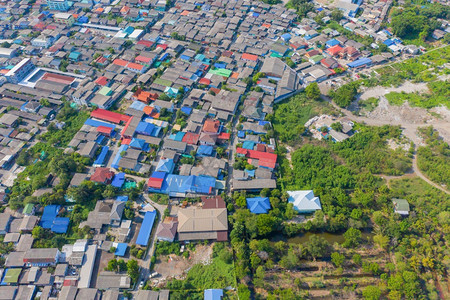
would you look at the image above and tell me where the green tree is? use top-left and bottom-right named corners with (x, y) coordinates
top-left (307, 235), bottom-right (331, 260)
top-left (305, 82), bottom-right (321, 101)
top-left (362, 285), bottom-right (382, 300)
top-left (107, 259), bottom-right (118, 272)
top-left (343, 228), bottom-right (362, 248)
top-left (331, 122), bottom-right (343, 132)
top-left (32, 226), bottom-right (45, 239)
top-left (331, 9), bottom-right (343, 21)
top-left (127, 259), bottom-right (140, 283)
top-left (331, 252), bottom-right (345, 267)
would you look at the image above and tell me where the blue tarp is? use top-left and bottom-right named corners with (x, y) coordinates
top-left (115, 243), bottom-right (128, 256)
top-left (246, 197), bottom-right (271, 214)
top-left (111, 173), bottom-right (126, 188)
top-left (136, 211), bottom-right (157, 246)
top-left (383, 39), bottom-right (395, 46)
top-left (281, 33), bottom-right (291, 40)
top-left (94, 146), bottom-right (109, 167)
top-left (84, 118), bottom-right (116, 130)
top-left (237, 131), bottom-right (245, 138)
top-left (197, 145), bottom-right (213, 156)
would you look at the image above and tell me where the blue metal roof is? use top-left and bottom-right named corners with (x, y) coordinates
top-left (347, 58), bottom-right (372, 68)
top-left (84, 118), bottom-right (116, 130)
top-left (130, 100), bottom-right (146, 111)
top-left (111, 172), bottom-right (126, 188)
top-left (326, 39), bottom-right (340, 47)
top-left (111, 145), bottom-right (128, 169)
top-left (94, 146), bottom-right (109, 167)
top-left (246, 197), bottom-right (271, 214)
top-left (40, 205), bottom-right (60, 229)
top-left (204, 289), bottom-right (223, 300)
top-left (136, 211), bottom-right (157, 246)
top-left (151, 171), bottom-right (166, 179)
top-left (156, 158), bottom-right (175, 173)
top-left (117, 195), bottom-right (128, 202)
top-left (136, 122), bottom-right (155, 136)
top-left (51, 217), bottom-right (69, 233)
top-left (197, 145), bottom-right (213, 156)
top-left (114, 243), bottom-right (128, 256)
top-left (242, 141), bottom-right (255, 150)
top-left (181, 106), bottom-right (192, 115)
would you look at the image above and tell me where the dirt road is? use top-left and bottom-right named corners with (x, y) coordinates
top-left (321, 95), bottom-right (450, 194)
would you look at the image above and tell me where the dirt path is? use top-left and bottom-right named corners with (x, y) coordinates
top-left (321, 95), bottom-right (450, 194)
top-left (412, 152), bottom-right (449, 195)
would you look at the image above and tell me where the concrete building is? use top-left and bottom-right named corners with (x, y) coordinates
top-left (47, 0), bottom-right (70, 11)
top-left (5, 58), bottom-right (35, 84)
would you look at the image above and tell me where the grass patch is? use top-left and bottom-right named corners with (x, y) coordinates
top-left (358, 97), bottom-right (379, 112)
top-left (271, 92), bottom-right (337, 146)
top-left (384, 80), bottom-right (450, 109)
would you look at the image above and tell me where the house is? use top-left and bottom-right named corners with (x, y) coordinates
top-left (202, 119), bottom-right (220, 133)
top-left (231, 179), bottom-right (277, 191)
top-left (204, 289), bottom-right (223, 300)
top-left (79, 199), bottom-right (125, 229)
top-left (156, 217), bottom-right (178, 242)
top-left (90, 167), bottom-right (115, 184)
top-left (392, 198), bottom-right (410, 216)
top-left (246, 197), bottom-right (271, 214)
top-left (0, 212), bottom-right (12, 234)
top-left (177, 207), bottom-right (228, 241)
top-left (287, 190), bottom-right (321, 213)
top-left (23, 248), bottom-right (61, 266)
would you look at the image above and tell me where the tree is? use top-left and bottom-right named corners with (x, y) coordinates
top-left (32, 226), bottom-right (45, 239)
top-left (256, 214), bottom-right (276, 236)
top-left (331, 252), bottom-right (345, 267)
top-left (118, 259), bottom-right (127, 272)
top-left (331, 9), bottom-right (343, 21)
top-left (362, 285), bottom-right (382, 300)
top-left (107, 259), bottom-right (118, 272)
top-left (127, 259), bottom-right (140, 283)
top-left (307, 235), bottom-right (330, 260)
top-left (331, 82), bottom-right (359, 108)
top-left (305, 82), bottom-right (321, 101)
top-left (373, 234), bottom-right (389, 251)
top-left (343, 228), bottom-right (362, 248)
top-left (331, 122), bottom-right (343, 132)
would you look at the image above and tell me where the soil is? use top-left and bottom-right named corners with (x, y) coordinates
top-left (153, 244), bottom-right (214, 281)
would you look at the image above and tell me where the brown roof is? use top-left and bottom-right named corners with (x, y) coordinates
top-left (177, 208), bottom-right (227, 233)
top-left (202, 196), bottom-right (226, 209)
top-left (90, 167), bottom-right (114, 183)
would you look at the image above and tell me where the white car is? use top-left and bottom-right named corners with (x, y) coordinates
top-left (139, 280), bottom-right (145, 288)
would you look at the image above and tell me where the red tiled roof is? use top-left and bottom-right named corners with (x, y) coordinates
top-left (90, 167), bottom-right (114, 183)
top-left (199, 78), bottom-right (211, 85)
top-left (182, 132), bottom-right (200, 145)
top-left (121, 138), bottom-right (131, 145)
top-left (202, 119), bottom-right (220, 133)
top-left (148, 177), bottom-right (164, 189)
top-left (127, 62), bottom-right (144, 71)
top-left (218, 132), bottom-right (230, 140)
top-left (97, 126), bottom-right (113, 134)
top-left (156, 44), bottom-right (168, 50)
top-left (113, 59), bottom-right (128, 67)
top-left (241, 53), bottom-right (258, 61)
top-left (327, 45), bottom-right (343, 56)
top-left (237, 148), bottom-right (277, 169)
top-left (95, 76), bottom-right (108, 86)
top-left (137, 40), bottom-right (154, 47)
top-left (135, 55), bottom-right (152, 64)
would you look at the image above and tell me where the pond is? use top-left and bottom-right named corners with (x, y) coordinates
top-left (271, 231), bottom-right (373, 245)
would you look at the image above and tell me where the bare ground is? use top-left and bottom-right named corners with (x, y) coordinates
top-left (154, 244), bottom-right (214, 281)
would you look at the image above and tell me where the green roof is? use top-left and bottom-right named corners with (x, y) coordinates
top-left (323, 28), bottom-right (333, 34)
top-left (23, 203), bottom-right (34, 215)
top-left (270, 52), bottom-right (283, 58)
top-left (393, 198), bottom-right (410, 211)
top-left (99, 86), bottom-right (112, 96)
top-left (154, 78), bottom-right (172, 87)
top-left (4, 268), bottom-right (21, 283)
top-left (208, 68), bottom-right (232, 78)
top-left (310, 55), bottom-right (324, 63)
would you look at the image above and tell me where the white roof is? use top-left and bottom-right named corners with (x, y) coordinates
top-left (287, 190), bottom-right (322, 211)
top-left (54, 13), bottom-right (72, 19)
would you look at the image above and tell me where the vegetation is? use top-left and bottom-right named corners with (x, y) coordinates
top-left (330, 81), bottom-right (360, 108)
top-left (417, 126), bottom-right (450, 187)
top-left (358, 97), bottom-right (379, 112)
top-left (384, 80), bottom-right (450, 109)
top-left (268, 93), bottom-right (336, 145)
